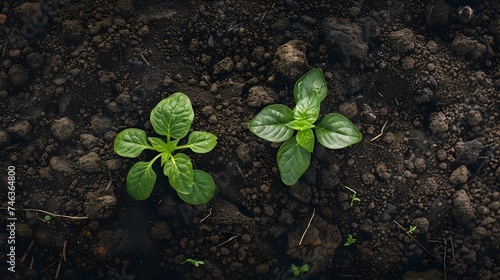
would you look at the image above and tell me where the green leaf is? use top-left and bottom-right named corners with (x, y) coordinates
top-left (299, 264), bottom-right (309, 273)
top-left (294, 68), bottom-right (327, 104)
top-left (249, 104), bottom-right (294, 142)
top-left (177, 131), bottom-right (217, 153)
top-left (293, 92), bottom-right (320, 123)
top-left (315, 113), bottom-right (362, 149)
top-left (148, 137), bottom-right (168, 152)
top-left (285, 119), bottom-right (315, 131)
top-left (150, 92), bottom-right (194, 139)
top-left (163, 153), bottom-right (194, 194)
top-left (127, 161), bottom-right (156, 200)
top-left (114, 128), bottom-right (152, 158)
top-left (177, 170), bottom-right (216, 205)
top-left (277, 137), bottom-right (311, 186)
top-left (296, 128), bottom-right (315, 153)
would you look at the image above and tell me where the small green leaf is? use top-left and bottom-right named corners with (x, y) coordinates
top-left (114, 128), bottom-right (152, 158)
top-left (277, 137), bottom-right (311, 186)
top-left (127, 161), bottom-right (156, 200)
top-left (315, 113), bottom-right (362, 149)
top-left (294, 68), bottom-right (327, 104)
top-left (150, 92), bottom-right (194, 139)
top-left (148, 137), bottom-right (168, 152)
top-left (285, 119), bottom-right (315, 131)
top-left (296, 128), bottom-right (315, 153)
top-left (249, 104), bottom-right (295, 142)
top-left (178, 131), bottom-right (217, 153)
top-left (164, 153), bottom-right (194, 194)
top-left (293, 92), bottom-right (320, 123)
top-left (177, 170), bottom-right (216, 205)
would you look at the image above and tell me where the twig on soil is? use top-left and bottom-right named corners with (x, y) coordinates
top-left (199, 208), bottom-right (212, 223)
top-left (1, 207), bottom-right (88, 220)
top-left (393, 220), bottom-right (432, 256)
top-left (139, 53), bottom-right (150, 66)
top-left (342, 185), bottom-right (357, 194)
top-left (425, 5), bottom-right (435, 27)
top-left (29, 256), bottom-right (34, 270)
top-left (202, 74), bottom-right (212, 85)
top-left (444, 242), bottom-right (447, 280)
top-left (216, 235), bottom-right (239, 247)
top-left (106, 167), bottom-right (113, 191)
top-left (62, 240), bottom-right (68, 262)
top-left (299, 208), bottom-right (316, 246)
top-left (449, 236), bottom-right (456, 263)
top-left (39, 261), bottom-right (57, 275)
top-left (235, 162), bottom-right (248, 185)
top-left (370, 120), bottom-right (388, 142)
top-left (19, 240), bottom-right (36, 264)
top-left (55, 256), bottom-right (63, 280)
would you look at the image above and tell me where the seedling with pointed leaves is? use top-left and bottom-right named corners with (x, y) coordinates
top-left (249, 68), bottom-right (362, 186)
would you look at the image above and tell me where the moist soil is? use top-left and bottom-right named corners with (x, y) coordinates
top-left (1, 0), bottom-right (499, 279)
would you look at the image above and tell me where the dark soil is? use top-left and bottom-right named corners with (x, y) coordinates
top-left (1, 0), bottom-right (499, 279)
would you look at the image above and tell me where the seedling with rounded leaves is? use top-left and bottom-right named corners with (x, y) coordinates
top-left (181, 258), bottom-right (204, 267)
top-left (344, 234), bottom-right (357, 246)
top-left (114, 92), bottom-right (217, 205)
top-left (249, 68), bottom-right (362, 185)
top-left (289, 263), bottom-right (309, 277)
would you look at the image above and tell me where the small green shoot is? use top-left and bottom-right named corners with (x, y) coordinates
top-left (181, 258), bottom-right (204, 267)
top-left (406, 225), bottom-right (417, 235)
top-left (344, 234), bottom-right (356, 246)
top-left (349, 193), bottom-right (360, 207)
top-left (289, 263), bottom-right (309, 277)
top-left (44, 215), bottom-right (52, 221)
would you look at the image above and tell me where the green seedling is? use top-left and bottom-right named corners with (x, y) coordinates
top-left (406, 225), bottom-right (417, 235)
top-left (114, 92), bottom-right (217, 205)
top-left (289, 263), bottom-right (309, 277)
top-left (181, 258), bottom-right (204, 267)
top-left (344, 234), bottom-right (357, 246)
top-left (249, 68), bottom-right (362, 186)
top-left (349, 193), bottom-right (360, 207)
top-left (43, 215), bottom-right (52, 221)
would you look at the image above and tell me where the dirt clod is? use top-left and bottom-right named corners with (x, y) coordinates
top-left (7, 120), bottom-right (31, 138)
top-left (273, 40), bottom-right (308, 82)
top-left (247, 85), bottom-right (276, 107)
top-left (449, 165), bottom-right (470, 185)
top-left (322, 18), bottom-right (368, 61)
top-left (51, 117), bottom-right (76, 141)
top-left (452, 190), bottom-right (475, 225)
top-left (78, 152), bottom-right (102, 173)
top-left (8, 64), bottom-right (30, 86)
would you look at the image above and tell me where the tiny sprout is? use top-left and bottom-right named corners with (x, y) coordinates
top-left (289, 263), bottom-right (309, 277)
top-left (181, 258), bottom-right (204, 267)
top-left (349, 193), bottom-right (360, 207)
top-left (344, 234), bottom-right (357, 246)
top-left (44, 215), bottom-right (52, 221)
top-left (407, 225), bottom-right (417, 235)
